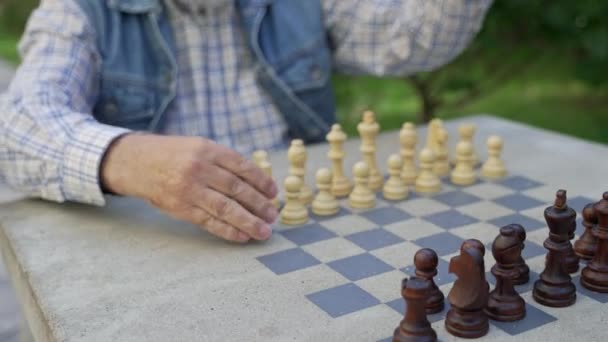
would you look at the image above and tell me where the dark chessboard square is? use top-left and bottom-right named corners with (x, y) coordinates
top-left (345, 228), bottom-right (404, 251)
top-left (327, 253), bottom-right (394, 281)
top-left (521, 241), bottom-right (546, 259)
top-left (498, 175), bottom-right (544, 191)
top-left (572, 275), bottom-right (608, 303)
top-left (306, 283), bottom-right (380, 318)
top-left (493, 193), bottom-right (545, 212)
top-left (491, 303), bottom-right (556, 335)
top-left (567, 196), bottom-right (596, 213)
top-left (359, 206), bottom-right (412, 226)
top-left (401, 257), bottom-right (455, 286)
top-left (257, 248), bottom-right (321, 275)
top-left (311, 206), bottom-right (351, 221)
top-left (412, 232), bottom-right (464, 257)
top-left (281, 223), bottom-right (337, 246)
top-left (488, 213), bottom-right (545, 232)
top-left (423, 209), bottom-right (479, 230)
top-left (434, 190), bottom-right (483, 207)
top-left (386, 297), bottom-right (450, 323)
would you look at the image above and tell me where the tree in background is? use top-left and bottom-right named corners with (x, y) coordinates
top-left (408, 0), bottom-right (608, 122)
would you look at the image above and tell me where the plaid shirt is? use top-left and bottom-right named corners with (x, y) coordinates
top-left (0, 0), bottom-right (492, 205)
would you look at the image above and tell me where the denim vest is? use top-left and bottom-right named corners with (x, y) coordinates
top-left (73, 0), bottom-right (336, 143)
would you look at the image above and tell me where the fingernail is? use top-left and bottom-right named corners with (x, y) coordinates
top-left (265, 206), bottom-right (278, 223)
top-left (268, 182), bottom-right (278, 197)
top-left (258, 224), bottom-right (272, 240)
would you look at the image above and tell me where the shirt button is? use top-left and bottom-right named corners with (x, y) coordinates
top-left (310, 65), bottom-right (323, 81)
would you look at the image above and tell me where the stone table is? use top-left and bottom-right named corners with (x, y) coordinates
top-left (1, 115), bottom-right (607, 342)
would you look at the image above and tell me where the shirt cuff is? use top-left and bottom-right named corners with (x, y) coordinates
top-left (60, 122), bottom-right (132, 206)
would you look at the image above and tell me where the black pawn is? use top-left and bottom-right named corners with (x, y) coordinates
top-left (574, 202), bottom-right (598, 261)
top-left (485, 225), bottom-right (526, 321)
top-left (414, 248), bottom-right (444, 314)
top-left (393, 277), bottom-right (437, 342)
top-left (533, 189), bottom-right (577, 307)
top-left (580, 192), bottom-right (608, 293)
top-left (510, 224), bottom-right (530, 285)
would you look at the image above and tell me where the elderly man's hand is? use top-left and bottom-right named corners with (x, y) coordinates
top-left (100, 133), bottom-right (278, 243)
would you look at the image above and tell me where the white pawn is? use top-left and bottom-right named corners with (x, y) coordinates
top-left (481, 135), bottom-right (507, 179)
top-left (287, 139), bottom-right (313, 205)
top-left (280, 175), bottom-right (309, 225)
top-left (451, 140), bottom-right (477, 186)
top-left (415, 148), bottom-right (441, 194)
top-left (454, 123), bottom-right (479, 167)
top-left (399, 122), bottom-right (418, 185)
top-left (349, 161), bottom-right (376, 209)
top-left (383, 154), bottom-right (409, 201)
top-left (433, 128), bottom-right (450, 177)
top-left (312, 168), bottom-right (340, 216)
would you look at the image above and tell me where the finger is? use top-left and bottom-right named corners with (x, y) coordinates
top-left (197, 188), bottom-right (273, 241)
top-left (204, 165), bottom-right (278, 223)
top-left (211, 145), bottom-right (277, 199)
top-left (198, 214), bottom-right (251, 243)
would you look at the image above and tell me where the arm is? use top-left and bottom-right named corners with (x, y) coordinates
top-left (322, 0), bottom-right (494, 76)
top-left (0, 0), bottom-right (130, 206)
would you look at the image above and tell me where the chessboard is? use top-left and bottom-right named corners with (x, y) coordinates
top-left (249, 113), bottom-right (608, 341)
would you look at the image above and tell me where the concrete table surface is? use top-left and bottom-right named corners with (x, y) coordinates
top-left (1, 115), bottom-right (607, 342)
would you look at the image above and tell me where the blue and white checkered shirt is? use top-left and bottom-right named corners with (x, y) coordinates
top-left (0, 0), bottom-right (492, 205)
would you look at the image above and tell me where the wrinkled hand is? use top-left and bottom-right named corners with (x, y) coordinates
top-left (100, 133), bottom-right (278, 243)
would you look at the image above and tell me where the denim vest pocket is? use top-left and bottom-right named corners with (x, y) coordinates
top-left (274, 37), bottom-right (332, 93)
top-left (94, 72), bottom-right (156, 129)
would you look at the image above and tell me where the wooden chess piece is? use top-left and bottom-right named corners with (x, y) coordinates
top-left (450, 140), bottom-right (476, 186)
top-left (485, 226), bottom-right (526, 322)
top-left (414, 248), bottom-right (444, 314)
top-left (425, 118), bottom-right (443, 154)
top-left (533, 190), bottom-right (577, 307)
top-left (280, 175), bottom-right (309, 225)
top-left (312, 168), bottom-right (340, 216)
top-left (580, 192), bottom-right (608, 293)
top-left (252, 150), bottom-right (280, 208)
top-left (415, 148), bottom-right (441, 194)
top-left (433, 128), bottom-right (450, 177)
top-left (480, 135), bottom-right (507, 179)
top-left (445, 241), bottom-right (489, 338)
top-left (400, 122), bottom-right (418, 185)
top-left (393, 277), bottom-right (437, 342)
top-left (383, 154), bottom-right (409, 201)
top-left (455, 123), bottom-right (479, 167)
top-left (287, 139), bottom-right (313, 205)
top-left (564, 219), bottom-right (580, 273)
top-left (510, 224), bottom-right (530, 285)
top-left (348, 161), bottom-right (376, 209)
top-left (326, 124), bottom-right (352, 197)
top-left (574, 202), bottom-right (598, 260)
top-left (357, 110), bottom-right (383, 191)
top-left (461, 239), bottom-right (491, 294)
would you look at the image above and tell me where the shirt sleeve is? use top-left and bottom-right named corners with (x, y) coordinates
top-left (0, 0), bottom-right (131, 206)
top-left (322, 0), bottom-right (494, 76)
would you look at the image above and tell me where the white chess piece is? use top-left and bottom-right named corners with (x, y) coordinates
top-left (349, 161), bottom-right (376, 209)
top-left (399, 122), bottom-right (418, 185)
top-left (312, 168), bottom-right (340, 216)
top-left (280, 175), bottom-right (309, 225)
top-left (481, 135), bottom-right (507, 179)
top-left (383, 154), bottom-right (409, 201)
top-left (451, 140), bottom-right (477, 186)
top-left (433, 127), bottom-right (450, 177)
top-left (415, 148), bottom-right (441, 194)
top-left (454, 123), bottom-right (479, 167)
top-left (326, 124), bottom-right (352, 197)
top-left (287, 139), bottom-right (313, 205)
top-left (357, 111), bottom-right (383, 191)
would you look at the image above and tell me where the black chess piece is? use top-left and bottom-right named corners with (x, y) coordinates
top-left (445, 241), bottom-right (489, 338)
top-left (393, 277), bottom-right (437, 342)
top-left (509, 224), bottom-right (530, 285)
top-left (533, 189), bottom-right (577, 307)
top-left (564, 211), bottom-right (581, 273)
top-left (580, 192), bottom-right (608, 293)
top-left (413, 248), bottom-right (444, 314)
top-left (485, 226), bottom-right (526, 321)
top-left (574, 202), bottom-right (598, 261)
